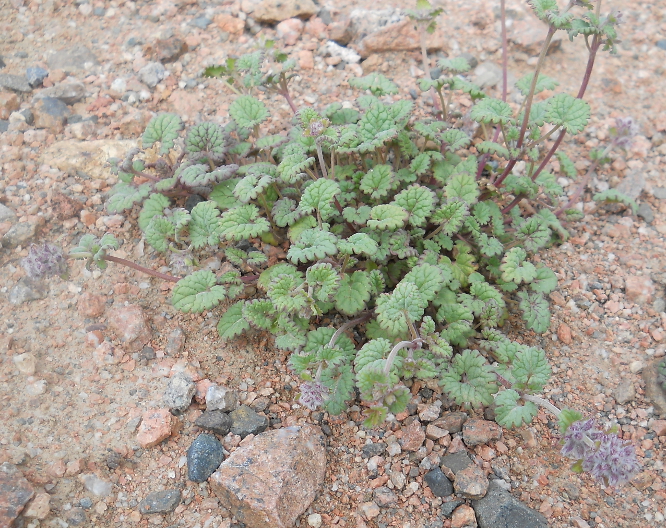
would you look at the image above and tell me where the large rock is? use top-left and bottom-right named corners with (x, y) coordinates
top-left (0, 463), bottom-right (35, 528)
top-left (507, 19), bottom-right (562, 55)
top-left (253, 0), bottom-right (318, 23)
top-left (0, 74), bottom-right (32, 93)
top-left (33, 96), bottom-right (70, 132)
top-left (36, 81), bottom-right (87, 105)
top-left (107, 304), bottom-right (152, 353)
top-left (46, 46), bottom-right (99, 71)
top-left (211, 424), bottom-right (326, 528)
top-left (42, 139), bottom-right (137, 178)
top-left (472, 479), bottom-right (548, 528)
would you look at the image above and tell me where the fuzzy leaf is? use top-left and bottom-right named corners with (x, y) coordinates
top-left (441, 129), bottom-right (471, 151)
top-left (516, 217), bottom-right (552, 252)
top-left (172, 270), bottom-right (227, 313)
top-left (360, 165), bottom-right (394, 200)
top-left (306, 262), bottom-right (341, 301)
top-left (504, 174), bottom-right (539, 200)
top-left (107, 183), bottom-right (151, 213)
top-left (535, 171), bottom-right (563, 198)
top-left (277, 146), bottom-right (315, 183)
top-left (441, 349), bottom-right (498, 407)
top-left (515, 73), bottom-right (559, 96)
top-left (210, 179), bottom-right (242, 210)
top-left (139, 193), bottom-right (170, 230)
top-left (366, 204), bottom-right (408, 231)
top-left (258, 263), bottom-right (303, 291)
top-left (268, 274), bottom-right (308, 313)
top-left (234, 173), bottom-right (274, 203)
top-left (217, 301), bottom-right (251, 340)
top-left (176, 164), bottom-right (215, 187)
top-left (189, 201), bottom-right (222, 249)
top-left (376, 282), bottom-right (428, 335)
top-left (355, 339), bottom-right (392, 373)
top-left (517, 291), bottom-right (551, 333)
top-left (431, 199), bottom-right (469, 235)
top-left (349, 73), bottom-right (399, 96)
top-left (501, 247), bottom-right (537, 284)
top-left (476, 141), bottom-right (510, 159)
top-left (186, 122), bottom-right (227, 156)
top-left (593, 189), bottom-right (638, 214)
top-left (337, 233), bottom-right (378, 257)
top-left (494, 389), bottom-right (538, 428)
top-left (144, 216), bottom-right (174, 252)
top-left (531, 265), bottom-right (558, 293)
top-left (272, 198), bottom-right (305, 227)
top-left (288, 228), bottom-right (338, 264)
top-left (335, 271), bottom-right (372, 315)
top-left (446, 172), bottom-right (479, 205)
top-left (439, 56), bottom-right (471, 73)
top-left (243, 299), bottom-right (276, 330)
top-left (471, 98), bottom-right (515, 124)
top-left (546, 93), bottom-right (590, 134)
top-left (555, 151), bottom-right (577, 178)
top-left (256, 134), bottom-right (288, 150)
top-left (142, 113), bottom-right (184, 154)
top-left (229, 95), bottom-right (269, 129)
top-left (219, 204), bottom-right (271, 241)
top-left (300, 179), bottom-right (341, 215)
top-left (513, 347), bottom-right (551, 391)
top-left (402, 263), bottom-right (445, 302)
top-left (394, 185), bottom-right (435, 227)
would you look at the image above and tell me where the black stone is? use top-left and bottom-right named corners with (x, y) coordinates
top-left (424, 468), bottom-right (453, 497)
top-left (472, 480), bottom-right (548, 528)
top-left (361, 442), bottom-right (387, 458)
top-left (460, 52), bottom-right (479, 69)
top-left (187, 434), bottom-right (225, 483)
top-left (0, 56), bottom-right (5, 69)
top-left (440, 499), bottom-right (464, 517)
top-left (229, 405), bottom-right (268, 438)
top-left (139, 346), bottom-right (156, 361)
top-left (440, 451), bottom-right (473, 476)
top-left (184, 193), bottom-right (206, 212)
top-left (430, 67), bottom-right (442, 79)
top-left (106, 451), bottom-right (122, 469)
top-left (138, 488), bottom-right (182, 514)
top-left (26, 66), bottom-right (48, 88)
top-left (195, 411), bottom-right (233, 436)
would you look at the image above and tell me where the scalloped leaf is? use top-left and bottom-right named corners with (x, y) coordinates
top-left (139, 193), bottom-right (170, 230)
top-left (545, 93), bottom-right (590, 134)
top-left (234, 173), bottom-right (274, 203)
top-left (360, 165), bottom-right (394, 200)
top-left (219, 204), bottom-right (271, 241)
top-left (300, 179), bottom-right (341, 215)
top-left (517, 291), bottom-right (551, 333)
top-left (431, 199), bottom-right (469, 235)
top-left (144, 216), bottom-right (174, 252)
top-left (516, 217), bottom-right (552, 252)
top-left (515, 73), bottom-right (559, 96)
top-left (445, 171), bottom-right (479, 205)
top-left (272, 198), bottom-right (305, 227)
top-left (107, 183), bottom-right (151, 213)
top-left (210, 178), bottom-right (242, 210)
top-left (366, 204), bottom-right (408, 230)
top-left (440, 349), bottom-right (498, 407)
top-left (349, 73), bottom-right (399, 96)
top-left (513, 346), bottom-right (551, 391)
top-left (189, 201), bottom-right (222, 249)
top-left (288, 228), bottom-right (338, 264)
top-left (229, 95), bottom-right (269, 129)
top-left (500, 247), bottom-right (537, 284)
top-left (471, 98), bottom-right (515, 125)
top-left (335, 271), bottom-right (371, 316)
top-left (142, 113), bottom-right (184, 154)
top-left (306, 262), bottom-right (341, 301)
top-left (172, 270), bottom-right (227, 313)
top-left (592, 189), bottom-right (638, 214)
top-left (494, 389), bottom-right (538, 428)
top-left (376, 281), bottom-right (428, 335)
top-left (217, 301), bottom-right (251, 340)
top-left (394, 185), bottom-right (435, 227)
top-left (186, 122), bottom-right (227, 156)
top-left (531, 264), bottom-right (558, 293)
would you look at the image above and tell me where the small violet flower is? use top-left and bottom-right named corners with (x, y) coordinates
top-left (298, 380), bottom-right (329, 410)
top-left (614, 117), bottom-right (639, 149)
top-left (21, 243), bottom-right (67, 280)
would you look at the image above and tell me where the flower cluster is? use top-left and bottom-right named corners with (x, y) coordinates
top-left (614, 116), bottom-right (639, 149)
top-left (298, 381), bottom-right (329, 411)
top-left (561, 419), bottom-right (639, 487)
top-left (21, 243), bottom-right (67, 280)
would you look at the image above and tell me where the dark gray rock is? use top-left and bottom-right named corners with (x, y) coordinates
top-left (138, 489), bottom-right (182, 514)
top-left (187, 434), bottom-right (225, 483)
top-left (441, 499), bottom-right (464, 517)
top-left (37, 82), bottom-right (87, 105)
top-left (163, 372), bottom-right (195, 414)
top-left (460, 52), bottom-right (479, 69)
top-left (9, 278), bottom-right (48, 305)
top-left (424, 467), bottom-right (453, 497)
top-left (79, 497), bottom-right (93, 509)
top-left (361, 442), bottom-right (386, 458)
top-left (66, 507), bottom-right (87, 525)
top-left (472, 480), bottom-right (548, 528)
top-left (47, 46), bottom-right (99, 71)
top-left (33, 96), bottom-right (71, 130)
top-left (195, 411), bottom-right (233, 435)
top-left (440, 451), bottom-right (473, 479)
top-left (19, 108), bottom-right (34, 125)
top-left (229, 405), bottom-right (268, 438)
top-left (0, 73), bottom-right (32, 93)
top-left (637, 203), bottom-right (654, 224)
top-left (26, 66), bottom-right (48, 88)
top-left (191, 16), bottom-right (213, 28)
top-left (0, 56), bottom-right (5, 69)
top-left (3, 222), bottom-right (36, 248)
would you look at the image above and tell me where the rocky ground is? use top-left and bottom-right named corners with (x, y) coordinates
top-left (1, 0), bottom-right (666, 527)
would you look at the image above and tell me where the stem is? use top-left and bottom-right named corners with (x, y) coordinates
top-left (420, 25), bottom-right (443, 117)
top-left (500, 0), bottom-right (508, 103)
top-left (383, 340), bottom-right (421, 377)
top-left (521, 394), bottom-right (561, 418)
top-left (279, 79), bottom-right (298, 114)
top-left (327, 313), bottom-right (373, 348)
top-left (103, 255), bottom-right (180, 282)
top-left (316, 144), bottom-right (329, 179)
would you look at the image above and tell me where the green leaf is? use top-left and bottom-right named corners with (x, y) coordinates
top-left (234, 173), bottom-right (274, 203)
top-left (431, 200), bottom-right (469, 235)
top-left (476, 141), bottom-right (510, 159)
top-left (592, 189), bottom-right (638, 214)
top-left (440, 349), bottom-right (498, 407)
top-left (517, 291), bottom-right (551, 333)
top-left (172, 270), bottom-right (227, 313)
top-left (500, 247), bottom-right (537, 284)
top-left (358, 103), bottom-right (396, 143)
top-left (210, 178), bottom-right (242, 210)
top-left (186, 122), bottom-right (227, 156)
top-left (272, 198), bottom-right (305, 227)
top-left (139, 193), bottom-right (170, 230)
top-left (189, 201), bottom-right (222, 249)
top-left (503, 175), bottom-right (539, 200)
top-left (531, 265), bottom-right (558, 293)
top-left (144, 216), bottom-right (174, 252)
top-left (394, 185), bottom-right (435, 227)
top-left (402, 263), bottom-right (445, 302)
top-left (335, 271), bottom-right (372, 315)
top-left (558, 408), bottom-right (584, 434)
top-left (354, 338), bottom-right (393, 374)
top-left (107, 183), bottom-right (151, 213)
top-left (258, 263), bottom-right (303, 291)
top-left (555, 151), bottom-right (577, 178)
top-left (256, 134), bottom-right (288, 150)
top-left (366, 204), bottom-right (408, 231)
top-left (471, 98), bottom-right (515, 125)
top-left (516, 217), bottom-right (552, 252)
top-left (300, 179), bottom-right (340, 215)
top-left (494, 389), bottom-right (538, 428)
top-left (268, 274), bottom-right (308, 313)
top-left (229, 95), bottom-right (269, 129)
top-left (306, 263), bottom-right (341, 301)
top-left (515, 73), bottom-right (559, 96)
top-left (219, 204), bottom-right (271, 241)
top-left (324, 103), bottom-right (360, 125)
top-left (438, 56), bottom-right (471, 73)
top-left (288, 215), bottom-right (317, 243)
top-left (142, 113), bottom-right (184, 154)
top-left (360, 165), bottom-right (394, 200)
top-left (375, 282), bottom-right (428, 335)
top-left (337, 233), bottom-right (378, 257)
top-left (349, 73), bottom-right (399, 96)
top-left (513, 347), bottom-right (551, 391)
top-left (546, 93), bottom-right (590, 134)
top-left (277, 145), bottom-right (315, 183)
top-left (535, 171), bottom-right (563, 198)
top-left (441, 129), bottom-right (471, 151)
top-left (529, 0), bottom-right (559, 20)
top-left (217, 301), bottom-right (251, 340)
top-left (243, 299), bottom-right (276, 330)
top-left (445, 171), bottom-right (479, 205)
top-left (287, 228), bottom-right (338, 264)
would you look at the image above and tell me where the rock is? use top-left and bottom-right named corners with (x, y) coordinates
top-left (400, 419), bottom-right (426, 451)
top-left (389, 471), bottom-right (406, 490)
top-left (79, 474), bottom-right (113, 497)
top-left (0, 91), bottom-right (19, 119)
top-left (66, 507), bottom-right (87, 525)
top-left (164, 372), bottom-right (196, 414)
top-left (36, 81), bottom-right (87, 104)
top-left (473, 61), bottom-right (504, 89)
top-left (373, 486), bottom-right (397, 507)
top-left (440, 451), bottom-right (473, 480)
top-left (507, 19), bottom-right (562, 55)
top-left (454, 464), bottom-right (488, 499)
top-left (138, 488), bottom-right (181, 514)
top-left (307, 512), bottom-right (322, 528)
top-left (557, 323), bottom-right (572, 344)
top-left (0, 463), bottom-right (34, 528)
top-left (276, 18), bottom-right (304, 46)
top-left (418, 401), bottom-right (442, 422)
top-left (0, 120), bottom-right (8, 133)
top-left (107, 304), bottom-right (152, 353)
top-left (426, 424), bottom-right (449, 440)
top-left (3, 221), bottom-right (36, 247)
top-left (42, 139), bottom-right (138, 179)
top-left (214, 13), bottom-right (246, 35)
top-left (26, 67), bottom-right (48, 88)
top-left (424, 467), bottom-right (454, 497)
top-left (625, 275), bottom-right (656, 305)
top-left (643, 360), bottom-right (666, 416)
top-left (328, 18), bottom-right (353, 45)
top-left (195, 411), bottom-right (233, 435)
top-left (441, 499), bottom-right (465, 518)
top-left (298, 50), bottom-right (315, 69)
top-left (77, 292), bottom-right (107, 318)
top-left (452, 504), bottom-right (477, 528)
top-left (230, 405), bottom-right (269, 438)
top-left (148, 38), bottom-right (188, 63)
top-left (0, 73), bottom-right (32, 93)
top-left (191, 16), bottom-right (213, 29)
top-left (47, 46), bottom-right (99, 71)
top-left (187, 434), bottom-right (225, 483)
top-left (206, 384), bottom-right (239, 412)
top-left (472, 479), bottom-right (548, 528)
top-left (253, 0), bottom-right (318, 23)
top-left (9, 278), bottom-right (47, 305)
top-left (361, 442), bottom-right (386, 458)
top-left (616, 170), bottom-right (645, 200)
top-left (325, 40), bottom-right (361, 64)
top-left (136, 408), bottom-right (174, 448)
top-left (637, 203), bottom-right (654, 224)
top-left (463, 419), bottom-right (502, 446)
top-left (165, 326), bottom-right (185, 355)
top-left (613, 379), bottom-right (635, 404)
top-left (33, 96), bottom-right (70, 132)
top-left (360, 501), bottom-right (380, 520)
top-left (138, 62), bottom-right (166, 88)
top-left (12, 353), bottom-right (36, 375)
top-left (0, 203), bottom-right (17, 223)
top-left (433, 411), bottom-right (468, 434)
top-left (651, 419), bottom-right (666, 436)
top-left (23, 492), bottom-right (50, 519)
top-left (653, 187), bottom-right (666, 200)
top-left (211, 425), bottom-right (326, 528)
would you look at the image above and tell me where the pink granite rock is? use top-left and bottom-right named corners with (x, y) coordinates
top-left (108, 304), bottom-right (152, 353)
top-left (136, 409), bottom-right (174, 448)
top-left (0, 463), bottom-right (34, 528)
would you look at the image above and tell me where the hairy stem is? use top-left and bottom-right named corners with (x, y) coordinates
top-left (383, 339), bottom-right (421, 377)
top-left (420, 26), bottom-right (443, 117)
top-left (327, 313), bottom-right (373, 348)
top-left (103, 255), bottom-right (181, 282)
top-left (521, 393), bottom-right (561, 418)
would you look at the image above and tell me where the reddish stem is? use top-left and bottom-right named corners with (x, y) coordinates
top-left (103, 255), bottom-right (181, 282)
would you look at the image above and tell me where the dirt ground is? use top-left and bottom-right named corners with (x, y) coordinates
top-left (1, 0), bottom-right (666, 527)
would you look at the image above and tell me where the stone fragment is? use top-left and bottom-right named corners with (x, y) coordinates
top-left (47, 46), bottom-right (99, 71)
top-left (441, 499), bottom-right (465, 518)
top-left (187, 434), bottom-right (225, 483)
top-left (79, 474), bottom-right (113, 497)
top-left (108, 304), bottom-right (152, 353)
top-left (253, 0), bottom-right (318, 23)
top-left (472, 479), bottom-right (548, 528)
top-left (138, 489), bottom-right (181, 514)
top-left (463, 419), bottom-right (502, 446)
top-left (214, 13), bottom-right (246, 35)
top-left (138, 62), bottom-right (166, 88)
top-left (195, 411), bottom-right (233, 436)
top-left (307, 513), bottom-right (322, 528)
top-left (26, 67), bottom-right (48, 88)
top-left (454, 464), bottom-right (488, 499)
top-left (637, 203), bottom-right (654, 224)
top-left (9, 278), bottom-right (47, 305)
top-left (473, 61), bottom-right (504, 89)
top-left (433, 411), bottom-right (468, 434)
top-left (426, 424), bottom-right (448, 440)
top-left (424, 467), bottom-right (453, 498)
top-left (0, 463), bottom-right (34, 527)
top-left (325, 40), bottom-right (360, 64)
top-left (507, 19), bottom-right (562, 55)
top-left (42, 139), bottom-right (137, 179)
top-left (206, 384), bottom-right (239, 412)
top-left (389, 471), bottom-right (406, 490)
top-left (452, 504), bottom-right (477, 528)
top-left (33, 96), bottom-right (70, 132)
top-left (77, 292), bottom-right (107, 318)
top-left (148, 38), bottom-right (188, 63)
top-left (23, 492), bottom-right (50, 519)
top-left (297, 50), bottom-right (314, 69)
top-left (616, 170), bottom-right (645, 200)
top-left (557, 323), bottom-right (572, 344)
top-left (276, 18), bottom-right (304, 46)
top-left (136, 409), bottom-right (174, 448)
top-left (328, 18), bottom-right (353, 45)
top-left (3, 221), bottom-right (37, 248)
top-left (651, 419), bottom-right (666, 437)
top-left (211, 425), bottom-right (326, 528)
top-left (400, 419), bottom-right (426, 451)
top-left (440, 451), bottom-right (473, 480)
top-left (373, 486), bottom-right (397, 507)
top-left (613, 379), bottom-right (635, 404)
top-left (625, 276), bottom-right (655, 305)
top-left (164, 372), bottom-right (196, 414)
top-left (0, 203), bottom-right (17, 223)
top-left (361, 442), bottom-right (386, 458)
top-left (66, 507), bottom-right (87, 525)
top-left (418, 401), bottom-right (443, 422)
top-left (230, 405), bottom-right (269, 438)
top-left (13, 353), bottom-right (36, 375)
top-left (360, 501), bottom-right (380, 520)
top-left (0, 73), bottom-right (31, 93)
top-left (37, 81), bottom-right (87, 105)
top-left (0, 91), bottom-right (19, 119)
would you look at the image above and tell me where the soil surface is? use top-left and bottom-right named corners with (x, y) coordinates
top-left (1, 0), bottom-right (666, 527)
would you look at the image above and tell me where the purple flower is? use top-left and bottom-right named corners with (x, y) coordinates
top-left (614, 117), bottom-right (639, 149)
top-left (582, 433), bottom-right (640, 487)
top-left (21, 243), bottom-right (67, 280)
top-left (561, 418), bottom-right (599, 459)
top-left (298, 381), bottom-right (329, 410)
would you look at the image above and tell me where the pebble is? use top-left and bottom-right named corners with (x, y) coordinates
top-left (9, 278), bottom-right (47, 305)
top-left (453, 464), bottom-right (489, 499)
top-left (417, 401), bottom-right (442, 422)
top-left (441, 499), bottom-right (465, 518)
top-left (3, 222), bottom-right (36, 247)
top-left (424, 467), bottom-right (454, 497)
top-left (138, 62), bottom-right (166, 88)
top-left (66, 507), bottom-right (87, 525)
top-left (79, 474), bottom-right (113, 497)
top-left (107, 304), bottom-right (152, 352)
top-left (433, 411), bottom-right (468, 434)
top-left (613, 379), bottom-right (636, 404)
top-left (0, 73), bottom-right (32, 92)
top-left (194, 410), bottom-right (233, 435)
top-left (373, 486), bottom-right (398, 507)
top-left (252, 0), bottom-right (318, 23)
top-left (136, 408), bottom-right (174, 448)
top-left (472, 479), bottom-right (548, 527)
top-left (386, 442), bottom-right (402, 456)
top-left (33, 96), bottom-right (71, 131)
top-left (26, 66), bottom-right (48, 88)
top-left (37, 81), bottom-right (87, 104)
top-left (47, 46), bottom-right (99, 71)
top-left (206, 384), bottom-right (239, 412)
top-left (360, 501), bottom-right (380, 520)
top-left (657, 39), bottom-right (666, 51)
top-left (400, 419), bottom-right (426, 451)
top-left (325, 40), bottom-right (361, 64)
top-left (163, 372), bottom-right (196, 414)
top-left (625, 275), bottom-right (656, 305)
top-left (0, 203), bottom-right (17, 223)
top-left (653, 187), bottom-right (666, 199)
top-left (307, 513), bottom-right (322, 528)
top-left (440, 451), bottom-right (473, 480)
top-left (138, 488), bottom-right (182, 514)
top-left (638, 203), bottom-right (654, 224)
top-left (191, 16), bottom-right (213, 29)
top-left (23, 492), bottom-right (50, 519)
top-left (451, 504), bottom-right (476, 528)
top-left (230, 405), bottom-right (269, 438)
top-left (0, 463), bottom-right (34, 527)
top-left (462, 419), bottom-right (502, 446)
top-left (79, 497), bottom-right (93, 509)
top-left (361, 442), bottom-right (386, 458)
top-left (13, 353), bottom-right (36, 375)
top-left (187, 433), bottom-right (225, 483)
